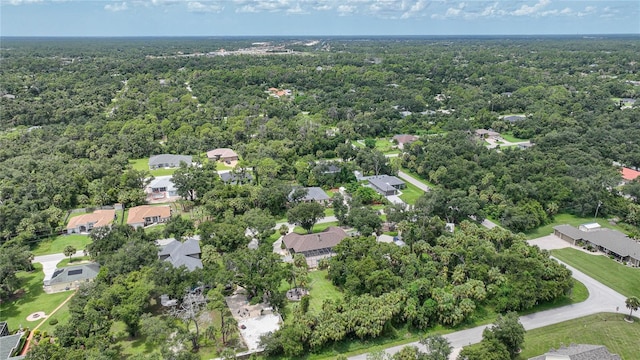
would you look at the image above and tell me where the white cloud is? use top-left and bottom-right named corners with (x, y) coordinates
top-left (6, 0), bottom-right (43, 5)
top-left (105, 1), bottom-right (128, 11)
top-left (235, 0), bottom-right (294, 13)
top-left (187, 1), bottom-right (223, 13)
top-left (511, 0), bottom-right (550, 16)
top-left (336, 4), bottom-right (356, 15)
top-left (400, 0), bottom-right (429, 19)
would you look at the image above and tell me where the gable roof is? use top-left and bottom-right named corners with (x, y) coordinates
top-left (289, 187), bottom-right (330, 202)
top-left (148, 176), bottom-right (176, 191)
top-left (157, 237), bottom-right (202, 271)
top-left (149, 154), bottom-right (192, 167)
top-left (621, 167), bottom-right (640, 181)
top-left (528, 344), bottom-right (621, 360)
top-left (207, 148), bottom-right (238, 159)
top-left (127, 205), bottom-right (171, 225)
top-left (475, 129), bottom-right (500, 137)
top-left (66, 209), bottom-right (115, 230)
top-left (0, 333), bottom-right (23, 360)
top-left (368, 175), bottom-right (405, 192)
top-left (554, 225), bottom-right (640, 259)
top-left (392, 134), bottom-right (419, 144)
top-left (220, 171), bottom-right (252, 184)
top-left (45, 263), bottom-right (100, 286)
top-left (283, 227), bottom-right (348, 253)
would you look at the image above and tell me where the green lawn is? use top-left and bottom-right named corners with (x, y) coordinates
top-left (56, 256), bottom-right (91, 268)
top-left (501, 132), bottom-right (528, 143)
top-left (398, 182), bottom-right (425, 205)
top-left (324, 208), bottom-right (335, 217)
top-left (0, 264), bottom-right (72, 332)
top-left (524, 213), bottom-right (622, 240)
top-left (552, 248), bottom-right (640, 298)
top-left (517, 313), bottom-right (640, 360)
top-left (129, 158), bottom-right (176, 177)
top-left (32, 234), bottom-right (91, 256)
top-left (38, 302), bottom-right (70, 334)
top-left (352, 140), bottom-right (365, 148)
top-left (293, 221), bottom-right (339, 235)
top-left (307, 270), bottom-right (344, 314)
top-left (399, 168), bottom-right (437, 188)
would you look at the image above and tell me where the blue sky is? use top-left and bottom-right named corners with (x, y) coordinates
top-left (1, 0), bottom-right (639, 36)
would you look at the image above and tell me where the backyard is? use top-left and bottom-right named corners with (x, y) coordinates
top-left (398, 182), bottom-right (425, 205)
top-left (307, 270), bottom-right (343, 314)
top-left (517, 312), bottom-right (640, 360)
top-left (32, 234), bottom-right (91, 256)
top-left (129, 158), bottom-right (176, 177)
top-left (552, 248), bottom-right (640, 298)
top-left (0, 264), bottom-right (72, 333)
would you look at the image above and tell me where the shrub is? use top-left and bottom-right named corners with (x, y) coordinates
top-left (49, 318), bottom-right (59, 326)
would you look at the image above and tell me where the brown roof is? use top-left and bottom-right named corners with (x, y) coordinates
top-left (392, 134), bottom-right (419, 144)
top-left (127, 205), bottom-right (171, 225)
top-left (207, 148), bottom-right (238, 159)
top-left (66, 210), bottom-right (115, 230)
top-left (283, 227), bottom-right (348, 253)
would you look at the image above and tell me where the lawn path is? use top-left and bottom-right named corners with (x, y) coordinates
top-left (20, 290), bottom-right (76, 355)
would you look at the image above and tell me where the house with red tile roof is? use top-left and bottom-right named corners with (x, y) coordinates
top-left (66, 209), bottom-right (116, 234)
top-left (621, 167), bottom-right (640, 183)
top-left (127, 205), bottom-right (171, 229)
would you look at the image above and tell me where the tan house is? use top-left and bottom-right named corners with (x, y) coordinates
top-left (282, 227), bottom-right (348, 267)
top-left (127, 205), bottom-right (171, 229)
top-left (207, 148), bottom-right (239, 163)
top-left (392, 134), bottom-right (419, 150)
top-left (66, 209), bottom-right (116, 234)
top-left (44, 263), bottom-right (100, 293)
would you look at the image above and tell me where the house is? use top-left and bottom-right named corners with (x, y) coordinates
top-left (0, 321), bottom-right (24, 360)
top-left (1, 94), bottom-right (16, 100)
top-left (148, 154), bottom-right (192, 169)
top-left (619, 98), bottom-right (636, 109)
top-left (219, 171), bottom-right (253, 185)
top-left (282, 227), bottom-right (348, 267)
top-left (66, 209), bottom-right (116, 234)
top-left (528, 344), bottom-right (621, 360)
top-left (392, 134), bottom-right (419, 150)
top-left (43, 263), bottom-right (100, 293)
top-left (368, 175), bottom-right (406, 196)
top-left (157, 236), bottom-right (202, 271)
top-left (289, 187), bottom-right (330, 204)
top-left (621, 167), bottom-right (640, 183)
top-left (518, 142), bottom-right (535, 150)
top-left (503, 115), bottom-right (527, 122)
top-left (553, 224), bottom-right (640, 266)
top-left (266, 87), bottom-right (292, 98)
top-left (475, 129), bottom-right (501, 139)
top-left (146, 176), bottom-right (178, 200)
top-left (207, 148), bottom-right (239, 163)
top-left (127, 205), bottom-right (171, 229)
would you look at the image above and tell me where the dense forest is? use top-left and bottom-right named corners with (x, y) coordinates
top-left (1, 36), bottom-right (639, 359)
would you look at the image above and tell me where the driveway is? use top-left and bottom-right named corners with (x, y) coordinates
top-left (33, 250), bottom-right (84, 281)
top-left (397, 170), bottom-right (431, 192)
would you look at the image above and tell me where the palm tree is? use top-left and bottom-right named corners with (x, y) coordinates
top-left (626, 296), bottom-right (640, 321)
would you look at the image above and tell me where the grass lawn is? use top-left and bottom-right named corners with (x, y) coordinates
top-left (129, 158), bottom-right (176, 177)
top-left (293, 221), bottom-right (339, 235)
top-left (517, 312), bottom-right (640, 360)
top-left (552, 248), bottom-right (640, 298)
top-left (324, 208), bottom-right (335, 217)
top-left (398, 182), bottom-right (425, 205)
top-left (0, 264), bottom-right (72, 332)
top-left (38, 302), bottom-right (70, 334)
top-left (352, 140), bottom-right (365, 148)
top-left (399, 168), bottom-right (437, 188)
top-left (374, 139), bottom-right (400, 154)
top-left (501, 132), bottom-right (529, 142)
top-left (32, 234), bottom-right (91, 256)
top-left (56, 256), bottom-right (91, 268)
top-left (307, 270), bottom-right (343, 314)
top-left (524, 213), bottom-right (622, 240)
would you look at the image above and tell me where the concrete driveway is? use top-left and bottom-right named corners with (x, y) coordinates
top-left (33, 250), bottom-right (84, 281)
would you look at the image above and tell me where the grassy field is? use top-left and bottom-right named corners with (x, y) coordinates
top-left (129, 158), bottom-right (176, 177)
top-left (0, 264), bottom-right (72, 332)
top-left (307, 270), bottom-right (344, 314)
top-left (399, 182), bottom-right (425, 205)
top-left (552, 248), bottom-right (640, 298)
top-left (32, 234), bottom-right (91, 256)
top-left (56, 256), bottom-right (91, 268)
top-left (500, 132), bottom-right (528, 143)
top-left (524, 213), bottom-right (622, 239)
top-left (293, 221), bottom-right (339, 235)
top-left (518, 313), bottom-right (640, 360)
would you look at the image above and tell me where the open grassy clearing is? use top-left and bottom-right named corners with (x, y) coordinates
top-left (307, 270), bottom-right (344, 314)
top-left (552, 248), bottom-right (640, 298)
top-left (56, 256), bottom-right (91, 268)
top-left (398, 182), bottom-right (425, 205)
top-left (500, 132), bottom-right (529, 142)
top-left (129, 158), bottom-right (176, 177)
top-left (0, 264), bottom-right (72, 332)
top-left (399, 168), bottom-right (437, 188)
top-left (524, 213), bottom-right (624, 239)
top-left (32, 234), bottom-right (91, 256)
top-left (518, 312), bottom-right (640, 360)
top-left (293, 221), bottom-right (339, 235)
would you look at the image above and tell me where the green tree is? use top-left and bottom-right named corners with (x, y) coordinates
top-left (332, 193), bottom-right (349, 225)
top-left (486, 311), bottom-right (525, 359)
top-left (626, 296), bottom-right (640, 321)
top-left (243, 208), bottom-right (276, 241)
top-left (420, 334), bottom-right (452, 360)
top-left (287, 202), bottom-right (325, 234)
top-left (64, 245), bottom-right (77, 262)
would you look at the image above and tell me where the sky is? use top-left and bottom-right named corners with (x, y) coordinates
top-left (1, 0), bottom-right (639, 37)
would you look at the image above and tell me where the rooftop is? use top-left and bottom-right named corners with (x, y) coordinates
top-left (157, 237), bottom-right (202, 271)
top-left (66, 209), bottom-right (115, 230)
top-left (45, 263), bottom-right (100, 286)
top-left (0, 333), bottom-right (23, 360)
top-left (148, 154), bottom-right (192, 167)
top-left (554, 224), bottom-right (640, 258)
top-left (147, 176), bottom-right (176, 191)
top-left (127, 205), bottom-right (171, 225)
top-left (283, 227), bottom-right (348, 253)
top-left (289, 187), bottom-right (330, 202)
top-left (621, 167), bottom-right (640, 181)
top-left (207, 148), bottom-right (238, 159)
top-left (368, 175), bottom-right (405, 191)
top-left (392, 134), bottom-right (419, 144)
top-left (528, 344), bottom-right (621, 360)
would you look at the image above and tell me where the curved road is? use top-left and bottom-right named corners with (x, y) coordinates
top-left (348, 257), bottom-right (627, 360)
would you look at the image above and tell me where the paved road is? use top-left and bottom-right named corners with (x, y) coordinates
top-left (348, 232), bottom-right (628, 360)
top-left (33, 250), bottom-right (84, 281)
top-left (397, 170), bottom-right (430, 192)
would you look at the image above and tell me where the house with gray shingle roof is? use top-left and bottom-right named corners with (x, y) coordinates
top-left (288, 187), bottom-right (330, 205)
top-left (43, 263), bottom-right (100, 293)
top-left (553, 225), bottom-right (640, 266)
top-left (368, 175), bottom-right (406, 196)
top-left (157, 237), bottom-right (202, 271)
top-left (528, 344), bottom-right (621, 360)
top-left (282, 227), bottom-right (348, 267)
top-left (219, 171), bottom-right (253, 185)
top-left (148, 154), bottom-right (192, 169)
top-left (0, 331), bottom-right (25, 360)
